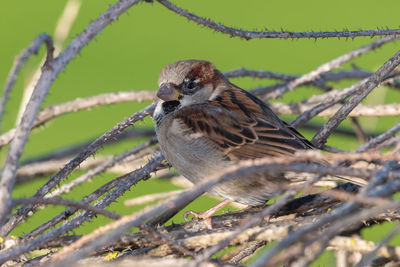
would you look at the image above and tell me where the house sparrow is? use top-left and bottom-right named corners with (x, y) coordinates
top-left (153, 60), bottom-right (316, 221)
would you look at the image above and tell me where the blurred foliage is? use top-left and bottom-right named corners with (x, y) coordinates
top-left (1, 0), bottom-right (400, 265)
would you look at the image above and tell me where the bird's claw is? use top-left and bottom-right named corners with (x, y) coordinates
top-left (183, 210), bottom-right (213, 229)
top-left (183, 210), bottom-right (202, 222)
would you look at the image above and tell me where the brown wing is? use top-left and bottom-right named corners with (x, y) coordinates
top-left (173, 87), bottom-right (314, 161)
top-left (173, 104), bottom-right (258, 157)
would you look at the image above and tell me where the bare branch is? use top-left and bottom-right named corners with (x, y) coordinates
top-left (142, 224), bottom-right (195, 257)
top-left (124, 189), bottom-right (184, 206)
top-left (38, 91), bottom-right (155, 127)
top-left (0, 33), bottom-right (54, 132)
top-left (0, 90), bottom-right (155, 147)
top-left (1, 72), bottom-right (397, 148)
top-left (271, 102), bottom-right (400, 119)
top-left (0, 35), bottom-right (54, 226)
top-left (45, 152), bottom-right (399, 265)
top-left (194, 164), bottom-right (363, 263)
top-left (15, 0), bottom-right (82, 127)
top-left (290, 81), bottom-right (363, 128)
top-left (46, 138), bottom-right (157, 198)
top-left (227, 68), bottom-right (400, 94)
top-left (0, 103), bottom-right (155, 236)
top-left (20, 128), bottom-right (154, 166)
top-left (356, 123), bottom-right (400, 152)
top-left (254, 162), bottom-right (398, 266)
top-left (227, 241), bottom-right (266, 264)
top-left (225, 69), bottom-right (332, 91)
top-left (81, 257), bottom-right (221, 267)
top-left (157, 0), bottom-right (400, 40)
top-left (17, 155), bottom-right (111, 181)
top-left (263, 36), bottom-right (399, 100)
top-left (25, 157), bottom-right (160, 239)
top-left (0, 153), bottom-right (164, 264)
top-left (0, 0), bottom-right (145, 234)
top-left (3, 2), bottom-right (400, 266)
top-left (257, 199), bottom-right (400, 266)
top-left (312, 47), bottom-right (400, 147)
top-left (12, 197), bottom-right (120, 220)
top-left (355, 223), bottom-right (400, 267)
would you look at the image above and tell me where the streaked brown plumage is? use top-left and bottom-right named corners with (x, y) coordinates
top-left (153, 60), bottom-right (315, 210)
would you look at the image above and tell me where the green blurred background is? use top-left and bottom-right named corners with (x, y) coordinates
top-left (1, 0), bottom-right (400, 265)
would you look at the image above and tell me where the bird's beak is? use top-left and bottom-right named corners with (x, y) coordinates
top-left (157, 83), bottom-right (181, 102)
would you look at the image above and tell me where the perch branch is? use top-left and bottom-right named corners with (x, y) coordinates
top-left (256, 162), bottom-right (397, 266)
top-left (0, 153), bottom-right (164, 264)
top-left (46, 154), bottom-right (395, 265)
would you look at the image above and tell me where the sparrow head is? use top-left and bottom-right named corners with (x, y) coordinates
top-left (157, 60), bottom-right (227, 107)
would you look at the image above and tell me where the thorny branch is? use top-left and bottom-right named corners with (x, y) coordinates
top-left (12, 197), bottom-right (121, 220)
top-left (0, 34), bottom-right (54, 227)
top-left (1, 1), bottom-right (400, 266)
top-left (157, 0), bottom-right (400, 40)
top-left (263, 36), bottom-right (400, 100)
top-left (0, 90), bottom-right (156, 147)
top-left (0, 103), bottom-right (155, 237)
top-left (0, 33), bottom-right (54, 133)
top-left (2, 67), bottom-right (399, 148)
top-left (0, 0), bottom-right (145, 236)
top-left (0, 153), bottom-right (165, 265)
top-left (312, 47), bottom-right (400, 147)
top-left (29, 154), bottom-right (400, 265)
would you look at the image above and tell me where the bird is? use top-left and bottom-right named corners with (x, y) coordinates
top-left (153, 60), bottom-right (320, 225)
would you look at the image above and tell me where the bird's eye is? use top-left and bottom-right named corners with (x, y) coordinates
top-left (187, 81), bottom-right (196, 90)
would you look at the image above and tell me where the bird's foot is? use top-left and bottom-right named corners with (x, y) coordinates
top-left (183, 199), bottom-right (233, 229)
top-left (184, 210), bottom-right (213, 229)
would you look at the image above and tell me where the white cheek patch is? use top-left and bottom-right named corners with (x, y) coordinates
top-left (180, 84), bottom-right (216, 107)
top-left (180, 95), bottom-right (193, 107)
top-left (153, 101), bottom-right (164, 121)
